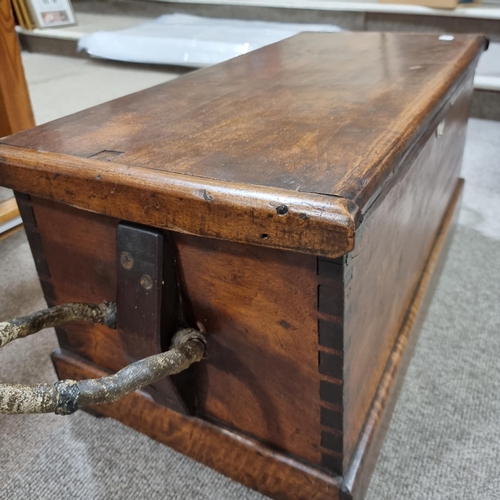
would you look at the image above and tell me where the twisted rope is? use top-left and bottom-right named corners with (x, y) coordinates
top-left (0, 301), bottom-right (205, 415)
top-left (0, 302), bottom-right (116, 348)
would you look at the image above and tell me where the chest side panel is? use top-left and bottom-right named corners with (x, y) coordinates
top-left (173, 234), bottom-right (322, 464)
top-left (21, 197), bottom-right (326, 467)
top-left (342, 74), bottom-right (474, 470)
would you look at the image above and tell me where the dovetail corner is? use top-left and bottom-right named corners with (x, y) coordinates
top-left (317, 255), bottom-right (346, 474)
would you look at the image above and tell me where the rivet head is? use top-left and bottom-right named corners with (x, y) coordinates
top-left (140, 274), bottom-right (153, 290)
top-left (276, 204), bottom-right (288, 216)
top-left (120, 252), bottom-right (134, 270)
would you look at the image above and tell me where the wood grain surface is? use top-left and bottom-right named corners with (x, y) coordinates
top-left (53, 349), bottom-right (342, 500)
top-left (0, 34), bottom-right (486, 259)
top-left (341, 76), bottom-right (473, 470)
top-left (341, 178), bottom-right (464, 500)
top-left (28, 195), bottom-right (324, 465)
top-left (1, 34), bottom-right (484, 207)
top-left (49, 176), bottom-right (463, 500)
top-left (26, 197), bottom-right (126, 371)
top-left (2, 32), bottom-right (486, 500)
top-left (0, 146), bottom-right (356, 259)
top-left (0, 0), bottom-right (34, 137)
top-left (174, 233), bottom-right (321, 464)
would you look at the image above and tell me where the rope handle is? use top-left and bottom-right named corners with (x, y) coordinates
top-left (0, 303), bottom-right (206, 415)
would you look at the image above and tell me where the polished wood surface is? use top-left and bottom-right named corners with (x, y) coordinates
top-left (0, 146), bottom-right (355, 259)
top-left (342, 77), bottom-right (473, 469)
top-left (175, 233), bottom-right (321, 464)
top-left (342, 179), bottom-right (464, 500)
top-left (0, 0), bottom-right (34, 137)
top-left (0, 33), bottom-right (483, 206)
top-left (27, 195), bottom-right (323, 465)
top-left (49, 177), bottom-right (464, 500)
top-left (0, 34), bottom-right (486, 258)
top-left (53, 350), bottom-right (342, 500)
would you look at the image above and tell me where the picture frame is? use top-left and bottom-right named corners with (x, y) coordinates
top-left (25, 0), bottom-right (76, 28)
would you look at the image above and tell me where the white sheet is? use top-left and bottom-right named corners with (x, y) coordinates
top-left (78, 14), bottom-right (341, 67)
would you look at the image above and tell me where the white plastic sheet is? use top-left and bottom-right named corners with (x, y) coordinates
top-left (78, 14), bottom-right (341, 67)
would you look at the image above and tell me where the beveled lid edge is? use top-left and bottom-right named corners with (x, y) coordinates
top-left (0, 144), bottom-right (358, 258)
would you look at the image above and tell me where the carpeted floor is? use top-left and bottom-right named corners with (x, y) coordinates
top-left (0, 188), bottom-right (13, 204)
top-left (1, 54), bottom-right (499, 499)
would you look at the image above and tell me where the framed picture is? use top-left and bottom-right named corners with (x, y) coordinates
top-left (26, 0), bottom-right (76, 28)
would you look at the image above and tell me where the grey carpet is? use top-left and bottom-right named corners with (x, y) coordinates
top-left (0, 188), bottom-right (13, 204)
top-left (0, 118), bottom-right (499, 499)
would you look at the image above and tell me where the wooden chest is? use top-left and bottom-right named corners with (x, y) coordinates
top-left (0, 33), bottom-right (487, 500)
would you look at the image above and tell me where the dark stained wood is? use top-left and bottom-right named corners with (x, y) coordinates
top-left (116, 223), bottom-right (188, 414)
top-left (317, 247), bottom-right (347, 473)
top-left (15, 193), bottom-right (55, 304)
top-left (53, 349), bottom-right (342, 500)
top-left (25, 197), bottom-right (127, 371)
top-left (0, 0), bottom-right (34, 138)
top-left (341, 76), bottom-right (474, 470)
top-left (341, 178), bottom-right (464, 500)
top-left (1, 34), bottom-right (484, 209)
top-left (320, 380), bottom-right (343, 406)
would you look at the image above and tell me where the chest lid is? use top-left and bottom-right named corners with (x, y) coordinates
top-left (0, 33), bottom-right (486, 258)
